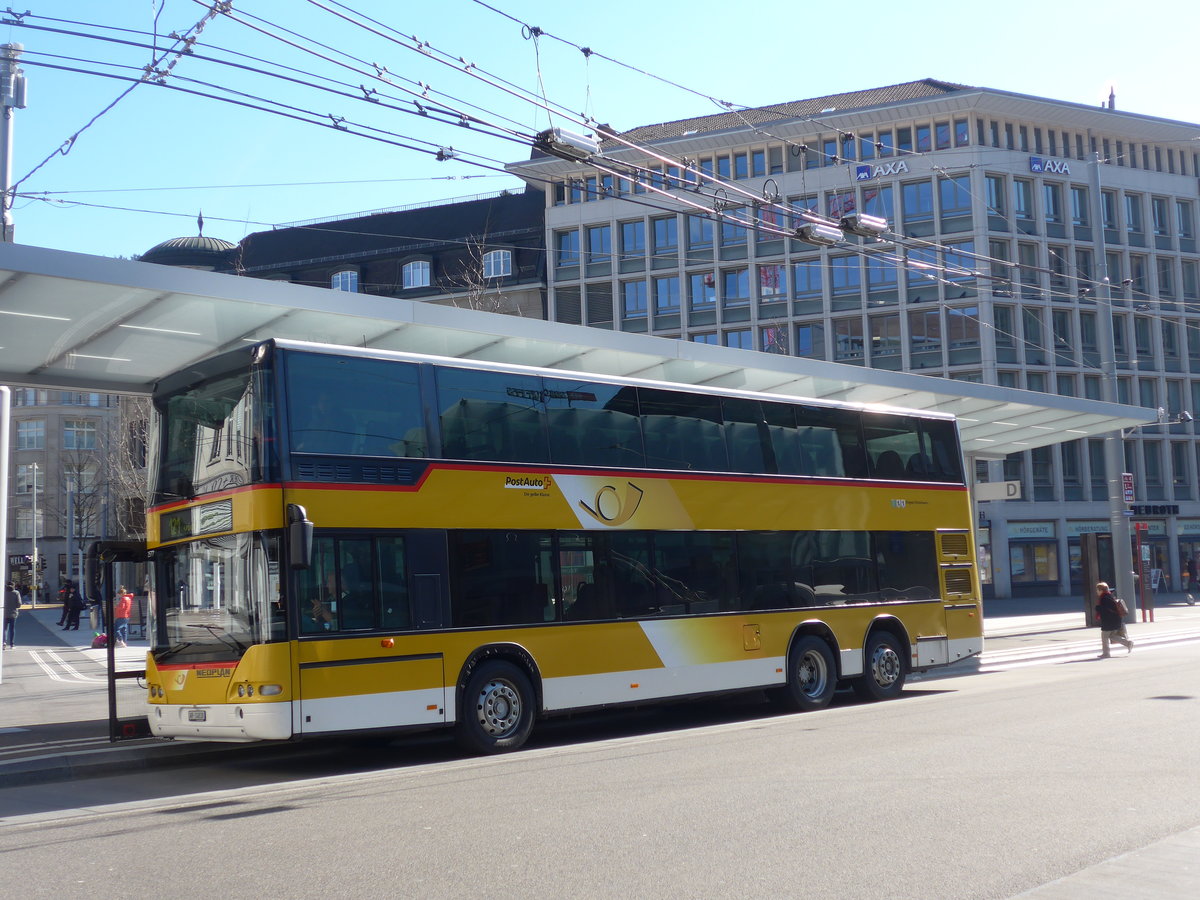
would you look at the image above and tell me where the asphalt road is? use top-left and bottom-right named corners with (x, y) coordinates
top-left (2, 635), bottom-right (1199, 899)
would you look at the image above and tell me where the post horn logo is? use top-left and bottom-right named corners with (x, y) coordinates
top-left (579, 481), bottom-right (644, 526)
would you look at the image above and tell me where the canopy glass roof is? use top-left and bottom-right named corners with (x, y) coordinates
top-left (0, 242), bottom-right (1154, 458)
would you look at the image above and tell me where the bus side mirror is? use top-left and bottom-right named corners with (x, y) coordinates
top-left (287, 503), bottom-right (314, 570)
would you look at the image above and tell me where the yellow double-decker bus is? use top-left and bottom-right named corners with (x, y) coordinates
top-left (142, 339), bottom-right (981, 753)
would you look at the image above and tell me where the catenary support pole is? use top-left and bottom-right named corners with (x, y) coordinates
top-left (1088, 151), bottom-right (1136, 618)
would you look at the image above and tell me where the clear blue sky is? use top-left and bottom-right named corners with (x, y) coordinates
top-left (5, 0), bottom-right (1199, 260)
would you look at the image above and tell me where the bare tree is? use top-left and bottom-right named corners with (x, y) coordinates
top-left (41, 398), bottom-right (149, 550)
top-left (111, 396), bottom-right (151, 540)
top-left (452, 234), bottom-right (524, 315)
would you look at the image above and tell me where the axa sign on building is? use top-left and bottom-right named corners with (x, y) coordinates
top-left (855, 161), bottom-right (910, 181)
top-left (1028, 156), bottom-right (1071, 174)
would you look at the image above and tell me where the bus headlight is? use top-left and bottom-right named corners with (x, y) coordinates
top-left (259, 684), bottom-right (283, 696)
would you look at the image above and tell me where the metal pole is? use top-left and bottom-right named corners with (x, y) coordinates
top-left (1088, 151), bottom-right (1136, 615)
top-left (30, 461), bottom-right (37, 606)
top-left (1, 385), bottom-right (10, 679)
top-left (0, 43), bottom-right (26, 243)
top-left (66, 487), bottom-right (74, 590)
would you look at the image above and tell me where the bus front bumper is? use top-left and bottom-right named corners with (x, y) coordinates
top-left (149, 700), bottom-right (292, 742)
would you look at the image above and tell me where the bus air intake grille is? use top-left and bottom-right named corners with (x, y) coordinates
top-left (939, 532), bottom-right (971, 559)
top-left (360, 465), bottom-right (414, 484)
top-left (296, 462), bottom-right (354, 482)
top-left (942, 568), bottom-right (973, 596)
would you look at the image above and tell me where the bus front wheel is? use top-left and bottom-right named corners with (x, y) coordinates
top-left (775, 635), bottom-right (837, 712)
top-left (852, 631), bottom-right (906, 702)
top-left (456, 660), bottom-right (535, 754)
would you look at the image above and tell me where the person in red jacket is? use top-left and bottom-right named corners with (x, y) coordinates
top-left (113, 586), bottom-right (134, 648)
top-left (1095, 581), bottom-right (1134, 659)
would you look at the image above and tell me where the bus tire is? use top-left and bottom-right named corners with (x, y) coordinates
top-left (852, 630), bottom-right (906, 702)
top-left (774, 635), bottom-right (837, 712)
top-left (456, 660), bottom-right (535, 755)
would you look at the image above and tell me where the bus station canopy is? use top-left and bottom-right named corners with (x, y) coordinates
top-left (0, 241), bottom-right (1154, 459)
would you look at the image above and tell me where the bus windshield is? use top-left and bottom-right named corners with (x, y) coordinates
top-left (153, 363), bottom-right (267, 503)
top-left (149, 533), bottom-right (284, 662)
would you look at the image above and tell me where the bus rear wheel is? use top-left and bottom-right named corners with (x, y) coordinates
top-left (852, 631), bottom-right (906, 702)
top-left (775, 635), bottom-right (837, 712)
top-left (456, 660), bottom-right (535, 754)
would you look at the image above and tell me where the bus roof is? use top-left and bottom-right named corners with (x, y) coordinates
top-left (259, 338), bottom-right (959, 421)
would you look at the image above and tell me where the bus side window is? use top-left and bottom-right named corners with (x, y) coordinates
top-left (378, 535), bottom-right (411, 630)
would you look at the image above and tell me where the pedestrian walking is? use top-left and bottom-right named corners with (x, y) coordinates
top-left (1095, 581), bottom-right (1134, 658)
top-left (63, 580), bottom-right (85, 631)
top-left (113, 586), bottom-right (133, 648)
top-left (3, 581), bottom-right (20, 648)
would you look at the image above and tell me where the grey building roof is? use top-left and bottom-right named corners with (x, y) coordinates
top-left (607, 78), bottom-right (970, 145)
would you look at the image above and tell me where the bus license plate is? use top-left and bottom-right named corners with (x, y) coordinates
top-left (187, 709), bottom-right (207, 722)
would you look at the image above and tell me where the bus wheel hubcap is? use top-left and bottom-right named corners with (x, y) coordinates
top-left (477, 680), bottom-right (521, 736)
top-left (870, 646), bottom-right (901, 686)
top-left (799, 651), bottom-right (828, 697)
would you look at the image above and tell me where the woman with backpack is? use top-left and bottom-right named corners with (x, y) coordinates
top-left (1095, 581), bottom-right (1134, 658)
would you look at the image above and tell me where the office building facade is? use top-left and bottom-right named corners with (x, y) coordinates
top-left (510, 79), bottom-right (1200, 598)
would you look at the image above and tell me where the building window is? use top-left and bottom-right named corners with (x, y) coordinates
top-left (689, 272), bottom-right (716, 308)
top-left (652, 216), bottom-right (678, 255)
top-left (830, 256), bottom-right (862, 304)
top-left (586, 225), bottom-right (611, 265)
top-left (1125, 194), bottom-right (1144, 235)
top-left (760, 324), bottom-right (789, 355)
top-left (795, 324), bottom-right (825, 360)
top-left (793, 258), bottom-right (823, 312)
top-left (866, 254), bottom-right (898, 299)
top-left (722, 268), bottom-right (750, 306)
top-left (555, 231), bottom-right (580, 269)
top-left (12, 388), bottom-right (48, 406)
top-left (17, 419), bottom-right (44, 450)
top-left (909, 309), bottom-right (942, 365)
top-left (331, 270), bottom-right (358, 292)
top-left (1151, 197), bottom-right (1170, 237)
top-left (1013, 179), bottom-right (1034, 220)
top-left (1177, 201), bottom-right (1195, 240)
top-left (691, 333), bottom-right (718, 345)
top-left (16, 463), bottom-right (41, 494)
top-left (402, 260), bottom-right (430, 289)
top-left (482, 250), bottom-right (511, 278)
top-left (621, 281), bottom-right (647, 318)
top-left (64, 419), bottom-right (98, 451)
top-left (1101, 191), bottom-right (1117, 230)
top-left (862, 184), bottom-right (894, 223)
top-left (1070, 186), bottom-right (1089, 226)
top-left (757, 264), bottom-right (786, 300)
top-left (901, 180), bottom-right (935, 225)
top-left (1043, 183), bottom-right (1064, 224)
top-left (954, 118), bottom-right (969, 146)
top-left (654, 275), bottom-right (680, 313)
top-left (946, 305), bottom-right (981, 350)
top-left (869, 313), bottom-right (902, 360)
top-left (934, 121), bottom-right (951, 150)
top-left (60, 391), bottom-right (103, 407)
top-left (720, 212), bottom-right (748, 248)
top-left (833, 317), bottom-right (865, 361)
top-left (939, 175), bottom-right (972, 217)
top-left (985, 174), bottom-right (1006, 216)
top-left (687, 215), bottom-right (714, 250)
top-left (724, 329), bottom-right (753, 350)
top-left (620, 220), bottom-right (646, 261)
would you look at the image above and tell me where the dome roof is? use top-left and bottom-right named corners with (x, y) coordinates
top-left (140, 235), bottom-right (237, 269)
